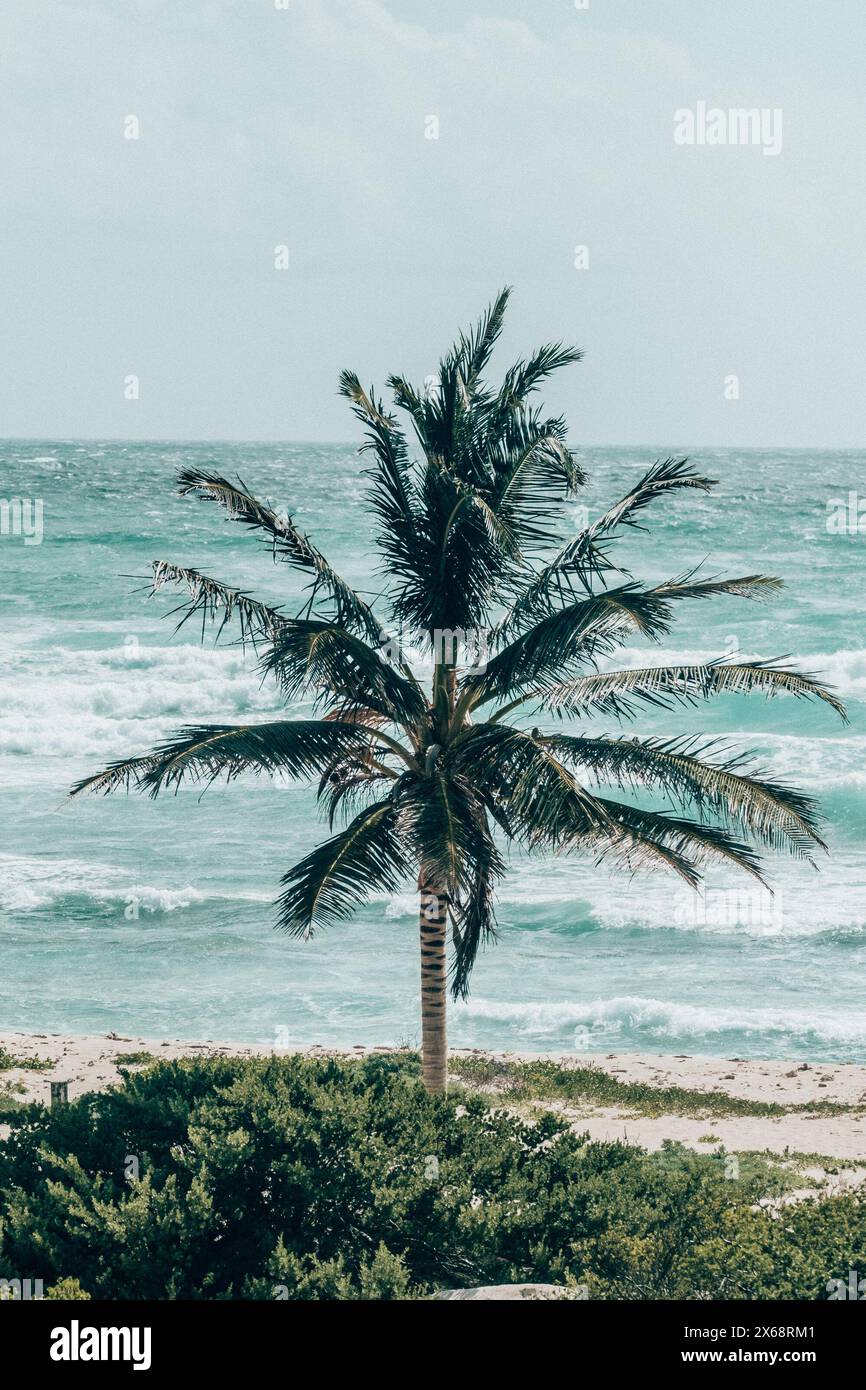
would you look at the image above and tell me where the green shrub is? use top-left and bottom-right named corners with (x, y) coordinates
top-left (44, 1277), bottom-right (92, 1301)
top-left (0, 1083), bottom-right (25, 1121)
top-left (0, 1047), bottom-right (53, 1073)
top-left (0, 1054), bottom-right (862, 1300)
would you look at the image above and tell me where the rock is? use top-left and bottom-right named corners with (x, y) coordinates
top-left (435, 1283), bottom-right (586, 1301)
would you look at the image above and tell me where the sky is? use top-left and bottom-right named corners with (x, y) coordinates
top-left (1, 0), bottom-right (864, 446)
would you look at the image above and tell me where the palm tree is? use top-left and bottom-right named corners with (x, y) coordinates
top-left (73, 289), bottom-right (845, 1093)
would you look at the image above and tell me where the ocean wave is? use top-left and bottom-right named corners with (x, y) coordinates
top-left (12, 865), bottom-right (860, 940)
top-left (2, 632), bottom-right (864, 770)
top-left (460, 994), bottom-right (866, 1049)
top-left (0, 641), bottom-right (290, 758)
top-left (798, 648), bottom-right (866, 699)
top-left (701, 731), bottom-right (866, 789)
top-left (381, 860), bottom-right (866, 939)
top-left (0, 855), bottom-right (271, 915)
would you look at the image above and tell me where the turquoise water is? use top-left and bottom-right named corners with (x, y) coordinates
top-left (1, 441), bottom-right (864, 1060)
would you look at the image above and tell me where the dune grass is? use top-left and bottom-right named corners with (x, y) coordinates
top-left (448, 1056), bottom-right (866, 1120)
top-left (0, 1047), bottom-right (53, 1073)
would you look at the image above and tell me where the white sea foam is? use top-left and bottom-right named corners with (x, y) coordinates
top-left (460, 994), bottom-right (866, 1049)
top-left (721, 732), bottom-right (866, 790)
top-left (3, 630), bottom-right (863, 777)
top-left (0, 641), bottom-right (287, 759)
top-left (796, 649), bottom-right (866, 699)
top-left (381, 854), bottom-right (866, 939)
top-left (0, 854), bottom-right (270, 914)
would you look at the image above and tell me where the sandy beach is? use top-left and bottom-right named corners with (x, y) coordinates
top-left (3, 1031), bottom-right (865, 1180)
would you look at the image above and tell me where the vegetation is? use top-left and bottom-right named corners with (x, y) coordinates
top-left (0, 1055), bottom-right (862, 1301)
top-left (449, 1055), bottom-right (866, 1119)
top-left (0, 1084), bottom-right (25, 1121)
top-left (0, 1047), bottom-right (53, 1073)
top-left (71, 291), bottom-right (844, 1090)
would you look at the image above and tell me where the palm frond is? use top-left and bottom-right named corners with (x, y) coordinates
top-left (538, 657), bottom-right (847, 722)
top-left (150, 561), bottom-right (287, 647)
top-left (384, 456), bottom-right (510, 635)
top-left (465, 585), bottom-right (675, 712)
top-left (591, 798), bottom-right (767, 884)
top-left (450, 724), bottom-right (613, 850)
top-left (338, 373), bottom-right (423, 609)
top-left (449, 853), bottom-right (501, 1001)
top-left (323, 704), bottom-right (389, 729)
top-left (400, 772), bottom-right (488, 895)
top-left (490, 410), bottom-right (585, 548)
top-left (592, 817), bottom-right (703, 887)
top-left (546, 733), bottom-right (826, 859)
top-left (397, 766), bottom-right (506, 997)
top-left (592, 455), bottom-right (714, 526)
top-left (386, 373), bottom-right (433, 453)
top-left (317, 754), bottom-right (396, 829)
top-left (500, 460), bottom-right (717, 629)
top-left (70, 719), bottom-right (382, 797)
top-left (276, 799), bottom-right (412, 938)
top-left (453, 286), bottom-right (511, 394)
top-left (177, 468), bottom-right (382, 641)
top-left (489, 341), bottom-right (585, 420)
top-left (259, 620), bottom-right (427, 733)
top-left (652, 571), bottom-right (783, 604)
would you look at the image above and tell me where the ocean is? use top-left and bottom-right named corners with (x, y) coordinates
top-left (1, 441), bottom-right (864, 1061)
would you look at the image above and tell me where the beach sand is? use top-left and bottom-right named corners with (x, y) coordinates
top-left (2, 1031), bottom-right (865, 1185)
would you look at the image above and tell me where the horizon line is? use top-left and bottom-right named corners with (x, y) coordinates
top-left (1, 436), bottom-right (862, 453)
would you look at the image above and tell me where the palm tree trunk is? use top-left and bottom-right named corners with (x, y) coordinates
top-left (419, 883), bottom-right (447, 1093)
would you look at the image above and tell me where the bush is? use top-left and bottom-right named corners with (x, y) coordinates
top-left (0, 1054), bottom-right (862, 1300)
